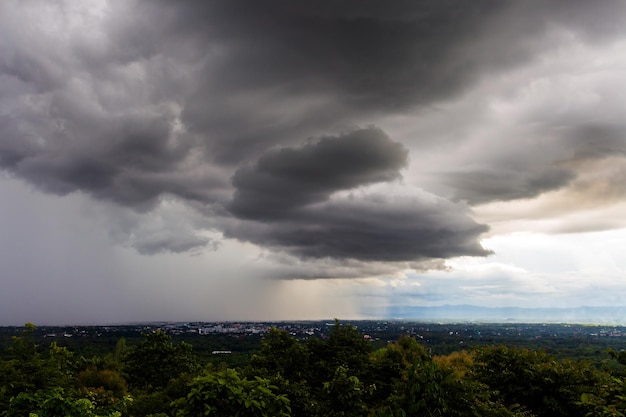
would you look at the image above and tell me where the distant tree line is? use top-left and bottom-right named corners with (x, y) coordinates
top-left (2, 320), bottom-right (626, 416)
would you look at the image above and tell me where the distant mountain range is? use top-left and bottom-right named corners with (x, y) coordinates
top-left (378, 305), bottom-right (626, 324)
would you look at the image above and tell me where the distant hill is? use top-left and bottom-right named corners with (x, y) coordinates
top-left (379, 305), bottom-right (626, 324)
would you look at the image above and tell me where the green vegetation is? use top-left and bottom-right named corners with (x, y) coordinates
top-left (2, 321), bottom-right (626, 416)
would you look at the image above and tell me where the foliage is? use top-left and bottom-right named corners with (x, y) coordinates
top-left (6, 387), bottom-right (131, 417)
top-left (307, 319), bottom-right (372, 392)
top-left (123, 330), bottom-right (199, 391)
top-left (3, 322), bottom-right (626, 417)
top-left (173, 368), bottom-right (291, 417)
top-left (250, 327), bottom-right (309, 381)
top-left (577, 351), bottom-right (626, 417)
top-left (320, 365), bottom-right (373, 417)
top-left (472, 345), bottom-right (601, 417)
top-left (368, 335), bottom-right (430, 405)
top-left (0, 326), bottom-right (77, 414)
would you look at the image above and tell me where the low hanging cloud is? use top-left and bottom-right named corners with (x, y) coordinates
top-left (444, 166), bottom-right (576, 205)
top-left (98, 199), bottom-right (222, 256)
top-left (228, 191), bottom-right (490, 262)
top-left (439, 123), bottom-right (626, 206)
top-left (226, 128), bottom-right (490, 262)
top-left (230, 128), bottom-right (408, 219)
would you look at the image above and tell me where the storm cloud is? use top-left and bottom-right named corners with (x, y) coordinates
top-left (226, 129), bottom-right (489, 262)
top-left (4, 0), bottom-right (626, 325)
top-left (445, 167), bottom-right (576, 205)
top-left (230, 128), bottom-right (408, 219)
top-left (227, 189), bottom-right (490, 262)
top-left (1, 0), bottom-right (626, 271)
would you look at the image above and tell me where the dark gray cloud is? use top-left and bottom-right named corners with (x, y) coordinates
top-left (132, 233), bottom-right (214, 256)
top-left (0, 1), bottom-right (231, 215)
top-left (226, 130), bottom-right (489, 261)
top-left (442, 123), bottom-right (626, 205)
top-left (3, 0), bottom-right (624, 202)
top-left (231, 195), bottom-right (489, 262)
top-left (230, 128), bottom-right (407, 219)
top-left (173, 0), bottom-right (515, 163)
top-left (2, 0), bottom-right (626, 260)
top-left (227, 190), bottom-right (490, 262)
top-left (567, 125), bottom-right (626, 160)
top-left (169, 0), bottom-right (626, 163)
top-left (445, 167), bottom-right (576, 205)
top-left (0, 108), bottom-right (223, 209)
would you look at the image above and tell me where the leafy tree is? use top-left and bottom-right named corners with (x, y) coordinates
top-left (6, 387), bottom-right (131, 417)
top-left (1, 323), bottom-right (45, 394)
top-left (250, 328), bottom-right (309, 381)
top-left (389, 357), bottom-right (453, 416)
top-left (173, 368), bottom-right (291, 417)
top-left (7, 323), bottom-right (38, 360)
top-left (472, 345), bottom-right (600, 417)
top-left (577, 350), bottom-right (626, 417)
top-left (77, 365), bottom-right (129, 412)
top-left (307, 320), bottom-right (372, 391)
top-left (44, 342), bottom-right (75, 389)
top-left (324, 319), bottom-right (372, 371)
top-left (112, 338), bottom-right (127, 367)
top-left (320, 365), bottom-right (372, 417)
top-left (5, 321), bottom-right (625, 417)
top-left (434, 350), bottom-right (533, 417)
top-left (368, 336), bottom-right (431, 405)
top-left (123, 330), bottom-right (199, 391)
top-left (371, 340), bottom-right (530, 417)
top-left (434, 350), bottom-right (474, 377)
top-left (249, 329), bottom-right (316, 416)
top-left (0, 325), bottom-right (76, 414)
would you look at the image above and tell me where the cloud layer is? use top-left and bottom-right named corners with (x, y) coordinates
top-left (2, 0), bottom-right (626, 280)
top-left (226, 128), bottom-right (488, 261)
top-left (230, 128), bottom-right (408, 219)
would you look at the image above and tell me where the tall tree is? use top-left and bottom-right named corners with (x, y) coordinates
top-left (123, 330), bottom-right (198, 391)
top-left (173, 368), bottom-right (291, 417)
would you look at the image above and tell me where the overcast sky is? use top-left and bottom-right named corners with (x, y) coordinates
top-left (2, 0), bottom-right (626, 325)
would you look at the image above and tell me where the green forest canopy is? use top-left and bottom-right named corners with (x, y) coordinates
top-left (2, 320), bottom-right (626, 417)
